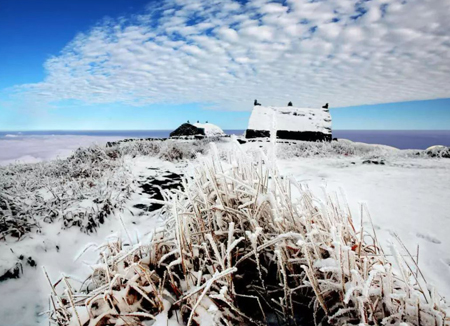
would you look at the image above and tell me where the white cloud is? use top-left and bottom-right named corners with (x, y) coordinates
top-left (260, 3), bottom-right (288, 14)
top-left (216, 27), bottom-right (239, 43)
top-left (240, 25), bottom-right (274, 41)
top-left (8, 0), bottom-right (450, 110)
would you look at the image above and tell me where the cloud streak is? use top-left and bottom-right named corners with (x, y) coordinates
top-left (10, 0), bottom-right (450, 110)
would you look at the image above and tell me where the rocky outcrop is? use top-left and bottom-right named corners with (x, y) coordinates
top-left (426, 145), bottom-right (450, 158)
top-left (170, 123), bottom-right (205, 138)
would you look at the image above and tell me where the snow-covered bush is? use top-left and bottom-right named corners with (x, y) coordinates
top-left (107, 139), bottom-right (210, 162)
top-left (0, 139), bottom-right (214, 240)
top-left (158, 140), bottom-right (206, 161)
top-left (0, 145), bottom-right (132, 240)
top-left (46, 142), bottom-right (449, 326)
top-left (275, 139), bottom-right (423, 159)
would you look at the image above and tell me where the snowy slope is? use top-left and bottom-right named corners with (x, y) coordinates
top-left (278, 156), bottom-right (450, 299)
top-left (193, 123), bottom-right (225, 137)
top-left (1, 139), bottom-right (449, 325)
top-left (247, 106), bottom-right (331, 134)
top-left (0, 155), bottom-right (183, 325)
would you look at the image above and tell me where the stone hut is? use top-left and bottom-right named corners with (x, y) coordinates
top-left (245, 104), bottom-right (332, 141)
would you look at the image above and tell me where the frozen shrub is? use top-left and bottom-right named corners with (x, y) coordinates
top-left (46, 141), bottom-right (449, 326)
top-left (275, 139), bottom-right (425, 159)
top-left (158, 140), bottom-right (206, 162)
top-left (0, 139), bottom-right (213, 240)
top-left (104, 138), bottom-right (211, 162)
top-left (113, 140), bottom-right (162, 157)
top-left (0, 145), bottom-right (132, 239)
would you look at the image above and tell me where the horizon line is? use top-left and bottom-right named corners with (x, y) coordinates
top-left (1, 129), bottom-right (450, 132)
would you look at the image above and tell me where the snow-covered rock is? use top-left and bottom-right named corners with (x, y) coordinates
top-left (245, 105), bottom-right (332, 141)
top-left (194, 123), bottom-right (225, 137)
top-left (426, 145), bottom-right (450, 158)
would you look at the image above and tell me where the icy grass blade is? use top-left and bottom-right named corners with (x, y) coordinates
top-left (44, 142), bottom-right (450, 326)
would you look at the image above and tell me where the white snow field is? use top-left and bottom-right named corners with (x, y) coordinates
top-left (279, 156), bottom-right (450, 297)
top-left (0, 137), bottom-right (449, 325)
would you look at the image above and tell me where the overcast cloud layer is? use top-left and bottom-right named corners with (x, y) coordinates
top-left (11, 0), bottom-right (450, 110)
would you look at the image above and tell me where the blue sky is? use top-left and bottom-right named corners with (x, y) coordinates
top-left (1, 0), bottom-right (449, 130)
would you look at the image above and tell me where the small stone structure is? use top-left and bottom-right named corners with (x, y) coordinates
top-left (170, 122), bottom-right (226, 139)
top-left (170, 123), bottom-right (205, 138)
top-left (245, 104), bottom-right (332, 141)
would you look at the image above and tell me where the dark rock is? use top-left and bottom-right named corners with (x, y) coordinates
top-left (426, 146), bottom-right (450, 158)
top-left (287, 101), bottom-right (293, 106)
top-left (133, 204), bottom-right (150, 211)
top-left (139, 172), bottom-right (184, 211)
top-left (322, 103), bottom-right (329, 109)
top-left (254, 99), bottom-right (261, 106)
top-left (362, 159), bottom-right (385, 165)
top-left (170, 123), bottom-right (205, 138)
top-left (237, 139), bottom-right (247, 144)
top-left (332, 138), bottom-right (338, 141)
top-left (0, 262), bottom-right (22, 282)
top-left (27, 257), bottom-right (36, 267)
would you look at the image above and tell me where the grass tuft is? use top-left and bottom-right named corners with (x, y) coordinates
top-left (45, 141), bottom-right (449, 326)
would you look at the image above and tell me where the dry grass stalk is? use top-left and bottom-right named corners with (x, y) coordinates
top-left (46, 141), bottom-right (449, 326)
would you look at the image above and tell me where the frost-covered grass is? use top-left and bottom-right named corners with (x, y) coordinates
top-left (275, 139), bottom-right (424, 159)
top-left (45, 142), bottom-right (449, 326)
top-left (107, 138), bottom-right (213, 161)
top-left (0, 146), bottom-right (131, 240)
top-left (0, 139), bottom-right (211, 240)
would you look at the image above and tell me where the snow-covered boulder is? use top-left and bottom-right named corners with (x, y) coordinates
top-left (245, 105), bottom-right (332, 141)
top-left (194, 123), bottom-right (225, 137)
top-left (426, 145), bottom-right (450, 158)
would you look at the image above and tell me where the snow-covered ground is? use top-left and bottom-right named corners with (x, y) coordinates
top-left (279, 156), bottom-right (450, 299)
top-left (0, 155), bottom-right (183, 325)
top-left (0, 138), bottom-right (449, 325)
